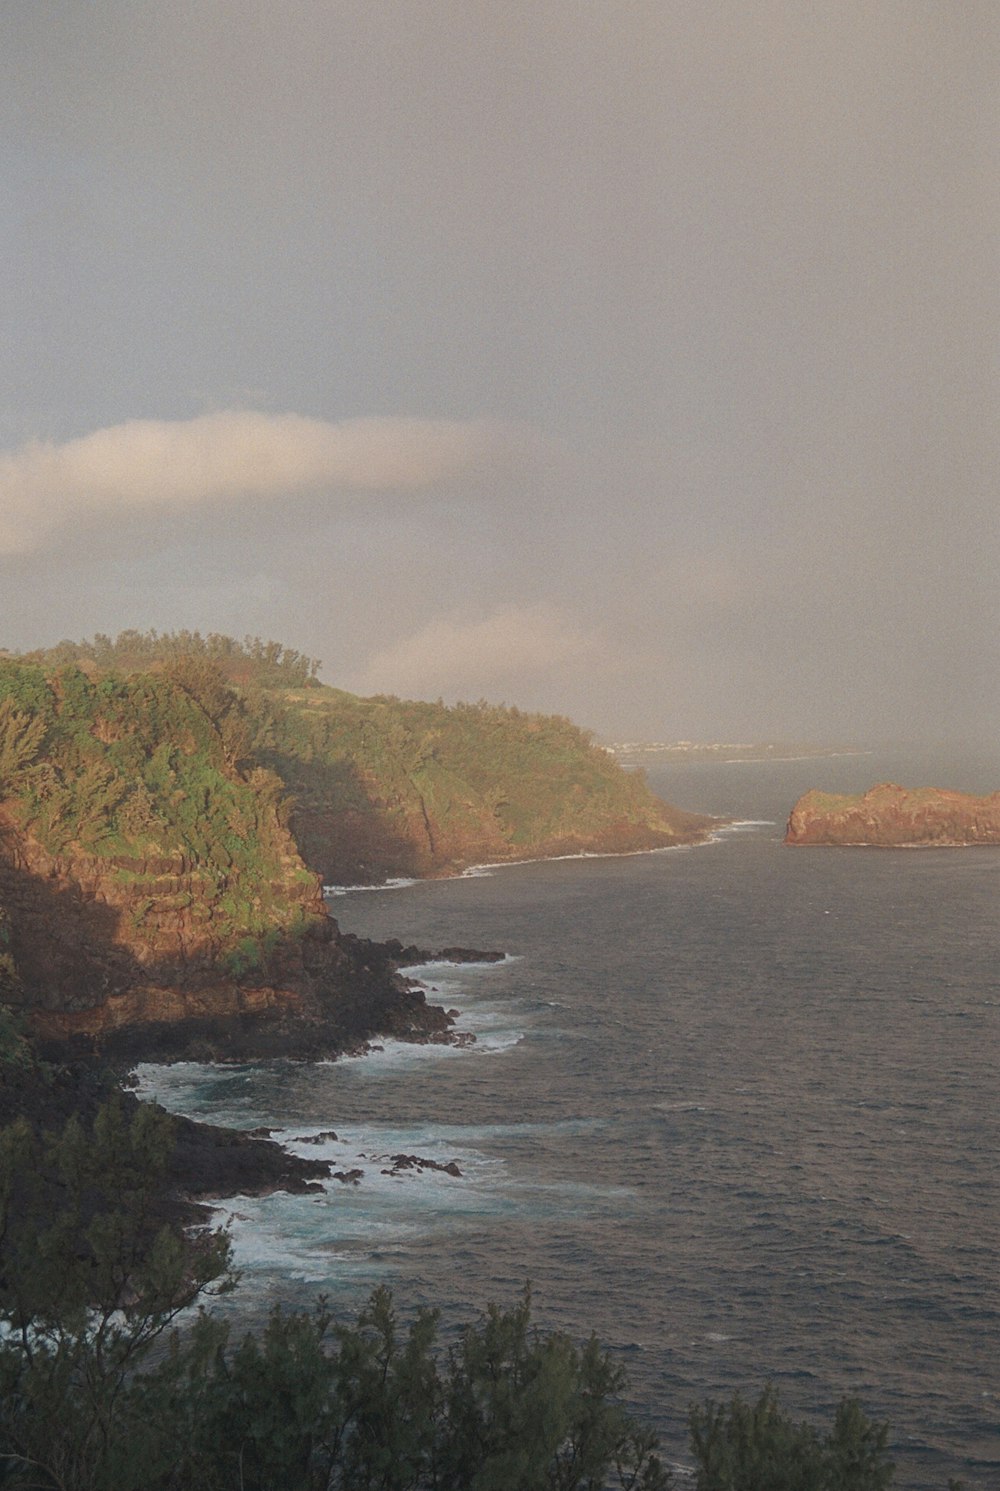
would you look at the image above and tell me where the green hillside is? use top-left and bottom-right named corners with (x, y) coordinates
top-left (0, 653), bottom-right (323, 1014)
top-left (252, 688), bottom-right (706, 881)
top-left (17, 631), bottom-right (710, 883)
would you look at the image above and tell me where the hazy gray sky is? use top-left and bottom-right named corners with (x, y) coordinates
top-left (2, 1), bottom-right (997, 741)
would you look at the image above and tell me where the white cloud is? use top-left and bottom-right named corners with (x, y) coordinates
top-left (353, 605), bottom-right (605, 701)
top-left (0, 410), bottom-right (513, 553)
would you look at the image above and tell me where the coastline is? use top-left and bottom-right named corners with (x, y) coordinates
top-left (324, 815), bottom-right (728, 895)
top-left (11, 817), bottom-right (721, 1219)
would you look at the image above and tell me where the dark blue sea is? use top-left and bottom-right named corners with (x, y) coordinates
top-left (139, 748), bottom-right (1000, 1488)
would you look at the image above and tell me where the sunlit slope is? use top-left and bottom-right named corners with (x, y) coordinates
top-left (0, 652), bottom-right (450, 1057)
top-left (0, 656), bottom-right (326, 1013)
top-left (253, 687), bottom-right (712, 882)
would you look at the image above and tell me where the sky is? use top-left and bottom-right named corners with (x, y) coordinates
top-left (2, 1), bottom-right (997, 744)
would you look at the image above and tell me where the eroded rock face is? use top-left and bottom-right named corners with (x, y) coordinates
top-left (785, 782), bottom-right (1000, 847)
top-left (0, 817), bottom-right (455, 1062)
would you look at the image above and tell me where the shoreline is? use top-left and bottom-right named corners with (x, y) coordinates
top-left (785, 838), bottom-right (1000, 849)
top-left (325, 820), bottom-right (730, 896)
top-left (133, 948), bottom-right (520, 1214)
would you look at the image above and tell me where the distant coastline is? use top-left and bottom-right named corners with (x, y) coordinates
top-left (602, 740), bottom-right (871, 766)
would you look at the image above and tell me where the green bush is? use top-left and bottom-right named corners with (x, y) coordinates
top-left (0, 1098), bottom-right (665, 1491)
top-left (688, 1386), bottom-right (894, 1491)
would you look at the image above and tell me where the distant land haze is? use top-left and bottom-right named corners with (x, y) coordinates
top-left (604, 740), bottom-right (870, 765)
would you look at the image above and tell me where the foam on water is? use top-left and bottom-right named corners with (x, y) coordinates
top-left (323, 877), bottom-right (418, 896)
top-left (134, 1061), bottom-right (261, 1124)
top-left (135, 958), bottom-right (531, 1115)
top-left (179, 1104), bottom-right (629, 1292)
top-left (707, 819), bottom-right (777, 840)
top-left (403, 953), bottom-right (519, 971)
top-left (459, 842), bottom-right (699, 878)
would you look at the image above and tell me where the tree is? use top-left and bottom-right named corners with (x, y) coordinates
top-left (436, 1289), bottom-right (669, 1491)
top-left (0, 1097), bottom-right (232, 1490)
top-left (0, 1098), bottom-right (963, 1490)
top-left (135, 1285), bottom-right (671, 1491)
top-left (0, 697), bottom-right (45, 793)
top-left (688, 1387), bottom-right (894, 1491)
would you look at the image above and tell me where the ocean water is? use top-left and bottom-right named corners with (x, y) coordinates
top-left (138, 748), bottom-right (1000, 1488)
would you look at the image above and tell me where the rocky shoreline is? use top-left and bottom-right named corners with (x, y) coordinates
top-left (4, 935), bottom-right (503, 1225)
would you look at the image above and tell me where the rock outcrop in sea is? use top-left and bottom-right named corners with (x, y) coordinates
top-left (785, 781), bottom-right (1000, 846)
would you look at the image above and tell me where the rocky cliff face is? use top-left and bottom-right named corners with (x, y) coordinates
top-left (0, 660), bottom-right (453, 1061)
top-left (785, 782), bottom-right (1000, 846)
top-left (0, 819), bottom-right (451, 1062)
top-left (256, 689), bottom-right (715, 884)
top-left (0, 808), bottom-right (324, 1007)
top-left (291, 793), bottom-right (707, 885)
top-left (0, 648), bottom-right (709, 1061)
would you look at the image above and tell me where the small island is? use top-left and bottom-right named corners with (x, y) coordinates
top-left (785, 781), bottom-right (1000, 847)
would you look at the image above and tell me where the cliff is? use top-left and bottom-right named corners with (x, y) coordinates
top-left (0, 634), bottom-right (712, 1060)
top-left (253, 689), bottom-right (711, 883)
top-left (18, 632), bottom-right (714, 883)
top-left (0, 633), bottom-right (712, 1212)
top-left (0, 658), bottom-right (450, 1060)
top-left (785, 781), bottom-right (1000, 847)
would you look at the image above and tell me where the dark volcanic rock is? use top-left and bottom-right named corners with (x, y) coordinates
top-left (167, 1111), bottom-right (330, 1207)
top-left (383, 940), bottom-right (506, 967)
top-left (380, 1152), bottom-right (462, 1178)
top-left (0, 1063), bottom-right (331, 1225)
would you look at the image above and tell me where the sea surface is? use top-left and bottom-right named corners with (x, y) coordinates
top-left (138, 747), bottom-right (1000, 1488)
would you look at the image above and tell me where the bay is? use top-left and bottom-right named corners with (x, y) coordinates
top-left (139, 747), bottom-right (1000, 1488)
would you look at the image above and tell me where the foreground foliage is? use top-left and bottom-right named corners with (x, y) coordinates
top-left (0, 1098), bottom-right (965, 1491)
top-left (0, 1098), bottom-right (232, 1489)
top-left (0, 1096), bottom-right (665, 1489)
top-left (688, 1389), bottom-right (896, 1491)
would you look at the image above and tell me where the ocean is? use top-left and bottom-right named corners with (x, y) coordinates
top-left (137, 747), bottom-right (1000, 1488)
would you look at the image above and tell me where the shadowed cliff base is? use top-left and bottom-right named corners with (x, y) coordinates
top-left (259, 696), bottom-right (716, 884)
top-left (0, 834), bottom-right (457, 1065)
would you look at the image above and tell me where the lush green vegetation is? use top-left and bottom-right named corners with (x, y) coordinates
top-left (0, 657), bottom-right (266, 862)
top-left (689, 1390), bottom-right (896, 1491)
top-left (18, 630), bottom-right (322, 690)
top-left (0, 1096), bottom-right (962, 1491)
top-left (0, 1003), bottom-right (31, 1070)
top-left (8, 631), bottom-right (702, 885)
top-left (0, 655), bottom-right (319, 953)
top-left (0, 1094), bottom-right (665, 1490)
top-left (254, 689), bottom-right (688, 876)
